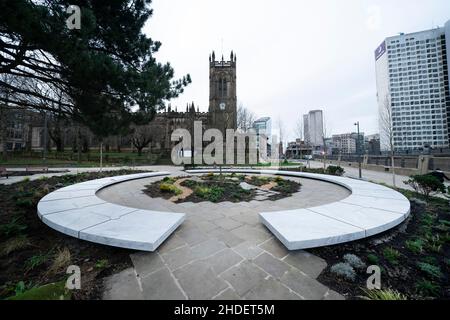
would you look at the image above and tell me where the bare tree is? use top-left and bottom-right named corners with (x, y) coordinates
top-left (131, 125), bottom-right (155, 156)
top-left (237, 103), bottom-right (256, 132)
top-left (380, 95), bottom-right (396, 186)
top-left (276, 117), bottom-right (285, 160)
top-left (295, 117), bottom-right (303, 141)
top-left (322, 116), bottom-right (332, 170)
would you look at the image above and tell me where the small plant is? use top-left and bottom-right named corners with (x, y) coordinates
top-left (14, 281), bottom-right (27, 296)
top-left (343, 254), bottom-right (366, 270)
top-left (326, 166), bottom-right (344, 176)
top-left (405, 239), bottom-right (424, 254)
top-left (416, 279), bottom-right (440, 297)
top-left (95, 259), bottom-right (109, 269)
top-left (274, 176), bottom-right (284, 183)
top-left (48, 248), bottom-right (71, 275)
top-left (366, 253), bottom-right (379, 265)
top-left (0, 235), bottom-right (31, 256)
top-left (0, 217), bottom-right (27, 236)
top-left (159, 183), bottom-right (182, 195)
top-left (25, 253), bottom-right (49, 271)
top-left (362, 289), bottom-right (407, 300)
top-left (21, 177), bottom-right (31, 183)
top-left (330, 262), bottom-right (356, 281)
top-left (161, 177), bottom-right (176, 184)
top-left (404, 174), bottom-right (446, 200)
top-left (15, 198), bottom-right (34, 208)
top-left (383, 247), bottom-right (401, 265)
top-left (416, 262), bottom-right (443, 279)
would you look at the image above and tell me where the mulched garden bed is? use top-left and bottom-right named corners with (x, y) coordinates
top-left (4, 170), bottom-right (68, 177)
top-left (0, 170), bottom-right (145, 300)
top-left (144, 173), bottom-right (301, 203)
top-left (311, 190), bottom-right (450, 300)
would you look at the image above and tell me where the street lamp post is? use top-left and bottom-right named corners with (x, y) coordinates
top-left (354, 121), bottom-right (362, 179)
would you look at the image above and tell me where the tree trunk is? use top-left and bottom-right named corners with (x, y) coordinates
top-left (77, 127), bottom-right (81, 162)
top-left (391, 152), bottom-right (396, 187)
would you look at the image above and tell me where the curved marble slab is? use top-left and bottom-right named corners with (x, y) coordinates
top-left (37, 172), bottom-right (185, 251)
top-left (186, 169), bottom-right (410, 250)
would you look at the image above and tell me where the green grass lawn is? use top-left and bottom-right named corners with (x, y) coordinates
top-left (0, 151), bottom-right (160, 167)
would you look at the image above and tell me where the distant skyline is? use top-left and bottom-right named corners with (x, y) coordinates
top-left (145, 0), bottom-right (450, 142)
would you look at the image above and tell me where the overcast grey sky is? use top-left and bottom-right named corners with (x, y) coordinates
top-left (145, 0), bottom-right (450, 141)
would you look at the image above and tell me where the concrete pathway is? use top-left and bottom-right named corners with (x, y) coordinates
top-left (100, 171), bottom-right (347, 300)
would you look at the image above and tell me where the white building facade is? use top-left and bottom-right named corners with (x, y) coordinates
top-left (303, 110), bottom-right (324, 147)
top-left (375, 20), bottom-right (450, 151)
top-left (253, 117), bottom-right (272, 157)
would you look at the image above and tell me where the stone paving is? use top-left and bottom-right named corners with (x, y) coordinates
top-left (99, 171), bottom-right (348, 300)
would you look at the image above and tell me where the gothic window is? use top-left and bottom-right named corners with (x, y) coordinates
top-left (218, 77), bottom-right (227, 98)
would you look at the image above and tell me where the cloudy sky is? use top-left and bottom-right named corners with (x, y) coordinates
top-left (145, 0), bottom-right (450, 141)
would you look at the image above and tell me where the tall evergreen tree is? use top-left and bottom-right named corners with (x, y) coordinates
top-left (0, 0), bottom-right (190, 137)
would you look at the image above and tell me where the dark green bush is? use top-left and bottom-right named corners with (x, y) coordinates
top-left (326, 166), bottom-right (345, 176)
top-left (404, 174), bottom-right (446, 200)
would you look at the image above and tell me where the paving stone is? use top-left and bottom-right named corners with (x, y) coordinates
top-left (201, 210), bottom-right (225, 221)
top-left (130, 252), bottom-right (165, 278)
top-left (160, 245), bottom-right (197, 270)
top-left (220, 261), bottom-right (268, 296)
top-left (156, 234), bottom-right (187, 254)
top-left (203, 248), bottom-right (243, 275)
top-left (103, 268), bottom-right (143, 300)
top-left (283, 250), bottom-right (327, 279)
top-left (208, 227), bottom-right (245, 247)
top-left (323, 289), bottom-right (345, 300)
top-left (141, 267), bottom-right (186, 300)
top-left (253, 253), bottom-right (290, 279)
top-left (231, 213), bottom-right (260, 226)
top-left (174, 261), bottom-right (227, 299)
top-left (232, 241), bottom-right (264, 260)
top-left (259, 238), bottom-right (289, 259)
top-left (280, 268), bottom-right (329, 300)
top-left (231, 225), bottom-right (271, 244)
top-left (190, 239), bottom-right (227, 260)
top-left (193, 219), bottom-right (219, 233)
top-left (213, 217), bottom-right (243, 231)
top-left (176, 226), bottom-right (209, 246)
top-left (213, 288), bottom-right (241, 300)
top-left (243, 278), bottom-right (301, 300)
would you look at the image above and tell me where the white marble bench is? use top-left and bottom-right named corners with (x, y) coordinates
top-left (37, 172), bottom-right (185, 251)
top-left (186, 169), bottom-right (410, 250)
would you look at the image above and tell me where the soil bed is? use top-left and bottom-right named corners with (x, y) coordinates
top-left (0, 170), bottom-right (145, 300)
top-left (311, 190), bottom-right (450, 300)
top-left (144, 174), bottom-right (301, 203)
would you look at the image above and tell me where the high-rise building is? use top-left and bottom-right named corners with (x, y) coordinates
top-left (375, 20), bottom-right (450, 151)
top-left (303, 110), bottom-right (324, 147)
top-left (253, 117), bottom-right (272, 156)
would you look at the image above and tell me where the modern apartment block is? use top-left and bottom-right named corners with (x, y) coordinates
top-left (332, 132), bottom-right (365, 154)
top-left (303, 110), bottom-right (324, 147)
top-left (375, 20), bottom-right (450, 151)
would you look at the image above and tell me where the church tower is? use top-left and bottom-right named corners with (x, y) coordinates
top-left (209, 51), bottom-right (237, 133)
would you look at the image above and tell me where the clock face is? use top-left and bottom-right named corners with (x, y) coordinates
top-left (219, 102), bottom-right (226, 110)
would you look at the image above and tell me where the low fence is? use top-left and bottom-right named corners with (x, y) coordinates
top-left (313, 154), bottom-right (450, 176)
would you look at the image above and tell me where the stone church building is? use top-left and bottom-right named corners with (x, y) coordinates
top-left (150, 50), bottom-right (238, 154)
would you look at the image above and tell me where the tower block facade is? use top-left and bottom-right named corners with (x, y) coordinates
top-left (208, 51), bottom-right (237, 134)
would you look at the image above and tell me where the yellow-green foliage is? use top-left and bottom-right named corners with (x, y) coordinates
top-left (159, 183), bottom-right (182, 195)
top-left (363, 289), bottom-right (407, 300)
top-left (0, 236), bottom-right (31, 256)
